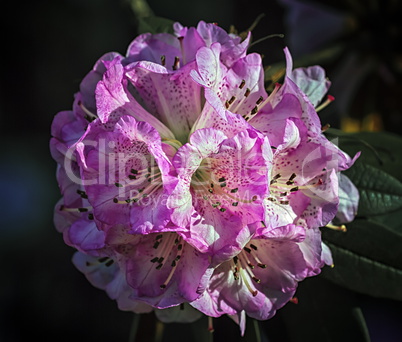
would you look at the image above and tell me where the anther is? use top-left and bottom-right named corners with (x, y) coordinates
top-left (219, 208), bottom-right (226, 212)
top-left (172, 56), bottom-right (180, 70)
top-left (250, 106), bottom-right (258, 115)
top-left (232, 202), bottom-right (238, 206)
top-left (244, 247), bottom-right (251, 254)
top-left (76, 189), bottom-right (88, 199)
top-left (244, 88), bottom-right (251, 97)
top-left (252, 276), bottom-right (261, 283)
top-left (290, 297), bottom-right (299, 304)
top-left (161, 55), bottom-right (166, 66)
top-left (218, 177), bottom-right (226, 182)
top-left (88, 213), bottom-right (94, 220)
top-left (280, 200), bottom-right (289, 205)
top-left (115, 182), bottom-right (123, 188)
top-left (225, 100), bottom-right (230, 109)
top-left (326, 223), bottom-right (347, 232)
top-left (272, 173), bottom-right (281, 180)
top-left (321, 123), bottom-right (331, 132)
top-left (105, 260), bottom-right (114, 267)
top-left (228, 96), bottom-right (236, 105)
top-left (239, 80), bottom-right (246, 89)
top-left (290, 186), bottom-right (299, 192)
top-left (256, 96), bottom-right (264, 105)
top-left (150, 257), bottom-right (159, 263)
top-left (78, 207), bottom-right (88, 212)
top-left (230, 188), bottom-right (238, 193)
top-left (131, 169), bottom-right (138, 174)
top-left (250, 244), bottom-right (257, 250)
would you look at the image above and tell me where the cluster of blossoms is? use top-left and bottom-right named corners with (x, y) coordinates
top-left (50, 21), bottom-right (359, 333)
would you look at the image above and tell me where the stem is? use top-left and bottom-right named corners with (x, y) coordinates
top-left (253, 319), bottom-right (261, 342)
top-left (154, 320), bottom-right (164, 342)
top-left (128, 314), bottom-right (141, 342)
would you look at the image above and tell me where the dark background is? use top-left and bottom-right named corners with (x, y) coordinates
top-left (1, 0), bottom-right (401, 341)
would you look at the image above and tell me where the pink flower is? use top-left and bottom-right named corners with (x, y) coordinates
top-left (168, 127), bottom-right (272, 264)
top-left (50, 20), bottom-right (359, 331)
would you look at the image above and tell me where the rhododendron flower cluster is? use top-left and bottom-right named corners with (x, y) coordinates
top-left (50, 21), bottom-right (358, 333)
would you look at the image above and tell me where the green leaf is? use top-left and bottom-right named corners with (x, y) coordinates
top-left (344, 163), bottom-right (402, 216)
top-left (326, 129), bottom-right (402, 181)
top-left (137, 16), bottom-right (175, 34)
top-left (369, 208), bottom-right (402, 233)
top-left (263, 277), bottom-right (371, 342)
top-left (322, 219), bottom-right (402, 300)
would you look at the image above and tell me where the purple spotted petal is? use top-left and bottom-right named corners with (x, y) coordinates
top-left (72, 252), bottom-right (154, 313)
top-left (75, 115), bottom-right (174, 234)
top-left (191, 224), bottom-right (315, 321)
top-left (125, 60), bottom-right (202, 142)
top-left (108, 231), bottom-right (212, 308)
top-left (169, 127), bottom-right (271, 262)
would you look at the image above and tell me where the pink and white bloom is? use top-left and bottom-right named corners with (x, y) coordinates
top-left (50, 20), bottom-right (359, 332)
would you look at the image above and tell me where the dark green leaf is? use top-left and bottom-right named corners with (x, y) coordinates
top-left (370, 209), bottom-right (402, 233)
top-left (344, 163), bottom-right (402, 216)
top-left (137, 16), bottom-right (175, 34)
top-left (322, 219), bottom-right (402, 300)
top-left (326, 129), bottom-right (402, 181)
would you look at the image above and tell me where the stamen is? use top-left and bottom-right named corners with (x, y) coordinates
top-left (78, 101), bottom-right (97, 121)
top-left (159, 236), bottom-right (184, 289)
top-left (160, 55), bottom-right (166, 66)
top-left (316, 95), bottom-right (335, 112)
top-left (239, 79), bottom-right (246, 89)
top-left (321, 123), bottom-right (331, 132)
top-left (208, 316), bottom-right (215, 333)
top-left (239, 268), bottom-right (258, 297)
top-left (256, 82), bottom-right (281, 109)
top-left (60, 205), bottom-right (92, 213)
top-left (326, 223), bottom-right (347, 232)
top-left (177, 36), bottom-right (187, 65)
top-left (244, 88), bottom-right (251, 97)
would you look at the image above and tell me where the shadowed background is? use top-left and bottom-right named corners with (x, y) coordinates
top-left (1, 0), bottom-right (401, 341)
